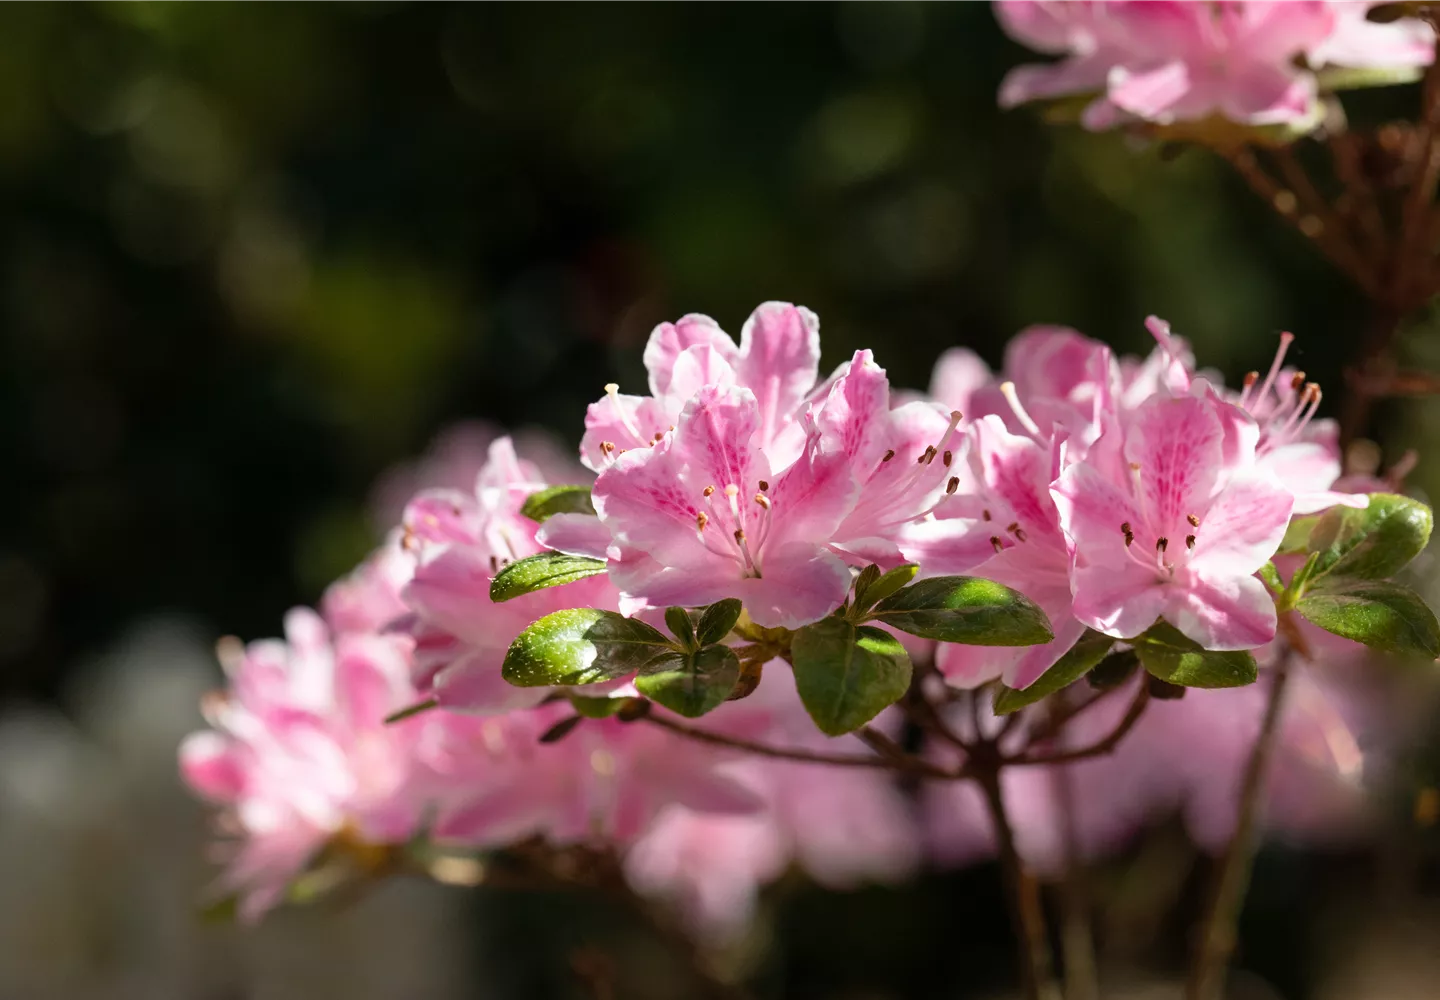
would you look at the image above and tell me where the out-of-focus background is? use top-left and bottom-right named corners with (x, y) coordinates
top-left (3, 4), bottom-right (1440, 999)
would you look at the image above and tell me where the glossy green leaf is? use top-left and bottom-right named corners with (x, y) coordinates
top-left (1277, 514), bottom-right (1321, 555)
top-left (1297, 578), bottom-right (1440, 658)
top-left (501, 608), bottom-right (672, 686)
top-left (489, 552), bottom-right (607, 602)
top-left (665, 607), bottom-right (697, 649)
top-left (1132, 621), bottom-right (1258, 689)
top-left (1307, 494), bottom-right (1432, 582)
top-left (791, 618), bottom-right (912, 736)
top-left (855, 563), bottom-right (919, 611)
top-left (871, 575), bottom-right (1054, 645)
top-left (570, 695), bottom-right (627, 718)
top-left (695, 598), bottom-right (743, 646)
top-left (993, 630), bottom-right (1115, 714)
top-left (635, 645), bottom-right (741, 718)
top-left (520, 484), bottom-right (596, 523)
top-left (1087, 648), bottom-right (1140, 690)
top-left (1258, 561), bottom-right (1284, 595)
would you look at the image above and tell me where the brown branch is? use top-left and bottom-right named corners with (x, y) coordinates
top-left (1269, 144), bottom-right (1378, 291)
top-left (1185, 647), bottom-right (1294, 1000)
top-left (1010, 682), bottom-right (1150, 768)
top-left (641, 712), bottom-right (952, 778)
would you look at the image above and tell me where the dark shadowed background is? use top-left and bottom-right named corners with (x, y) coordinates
top-left (1, 4), bottom-right (1438, 999)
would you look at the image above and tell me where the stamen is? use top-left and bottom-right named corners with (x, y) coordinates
top-left (1006, 521), bottom-right (1020, 534)
top-left (1121, 521), bottom-right (1134, 547)
top-left (605, 382), bottom-right (644, 440)
top-left (703, 485), bottom-right (715, 497)
top-left (600, 441), bottom-right (615, 456)
top-left (754, 493), bottom-right (770, 509)
top-left (946, 476), bottom-right (959, 494)
top-left (990, 535), bottom-right (1004, 553)
top-left (652, 432), bottom-right (664, 443)
top-left (1252, 332), bottom-right (1294, 412)
top-left (1290, 371), bottom-right (1306, 392)
top-left (1185, 534), bottom-right (1196, 549)
top-left (1186, 513), bottom-right (1200, 527)
top-left (696, 512), bottom-right (708, 531)
top-left (999, 382), bottom-right (1042, 438)
top-left (732, 528), bottom-right (761, 577)
top-left (1238, 371), bottom-right (1259, 409)
top-left (982, 509), bottom-right (992, 521)
top-left (488, 555), bottom-right (498, 573)
top-left (942, 450), bottom-right (953, 467)
top-left (1014, 528), bottom-right (1028, 542)
top-left (882, 450), bottom-right (895, 462)
top-left (1145, 315), bottom-right (1175, 356)
top-left (918, 446), bottom-right (937, 465)
top-left (758, 480), bottom-right (769, 492)
top-left (1156, 537), bottom-right (1169, 553)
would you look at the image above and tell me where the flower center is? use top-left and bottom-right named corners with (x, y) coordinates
top-left (694, 481), bottom-right (772, 578)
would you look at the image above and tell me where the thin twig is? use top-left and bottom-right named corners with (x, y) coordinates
top-left (641, 712), bottom-right (951, 777)
top-left (976, 761), bottom-right (1059, 1000)
top-left (1269, 144), bottom-right (1378, 291)
top-left (1010, 682), bottom-right (1150, 768)
top-left (1185, 647), bottom-right (1294, 1000)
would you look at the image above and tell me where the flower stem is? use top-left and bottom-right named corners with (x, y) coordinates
top-left (1185, 651), bottom-right (1293, 1000)
top-left (975, 761), bottom-right (1058, 1000)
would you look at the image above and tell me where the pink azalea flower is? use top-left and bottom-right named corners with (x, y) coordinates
top-left (321, 530), bottom-right (413, 635)
top-left (399, 437), bottom-right (618, 712)
top-left (996, 1), bottom-right (1435, 133)
top-left (179, 610), bottom-right (457, 920)
top-left (1051, 391), bottom-right (1294, 649)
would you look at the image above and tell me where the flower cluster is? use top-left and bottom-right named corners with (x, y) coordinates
top-left (996, 1), bottom-right (1435, 136)
top-left (182, 301), bottom-right (1436, 937)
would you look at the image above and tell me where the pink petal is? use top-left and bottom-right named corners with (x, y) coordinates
top-left (536, 512), bottom-right (614, 559)
top-left (434, 649), bottom-right (553, 714)
top-left (929, 347), bottom-right (992, 413)
top-left (1106, 60), bottom-right (1198, 123)
top-left (1188, 469), bottom-right (1294, 578)
top-left (1167, 572), bottom-right (1277, 650)
top-left (179, 732), bottom-right (246, 801)
top-left (643, 314), bottom-right (738, 397)
top-left (668, 344), bottom-right (739, 401)
top-left (1122, 393), bottom-right (1225, 534)
top-left (737, 545), bottom-right (853, 630)
top-left (813, 350), bottom-right (893, 468)
top-left (580, 393), bottom-right (674, 472)
top-left (734, 302), bottom-right (820, 452)
top-left (1070, 561), bottom-right (1169, 640)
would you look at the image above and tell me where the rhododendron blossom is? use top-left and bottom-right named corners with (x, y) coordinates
top-left (996, 1), bottom-right (1437, 134)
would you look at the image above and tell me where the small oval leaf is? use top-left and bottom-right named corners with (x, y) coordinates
top-left (695, 598), bottom-right (743, 646)
top-left (489, 552), bottom-right (607, 602)
top-left (501, 608), bottom-right (672, 687)
top-left (1308, 494), bottom-right (1433, 582)
top-left (1132, 621), bottom-right (1258, 689)
top-left (665, 607), bottom-right (698, 649)
top-left (791, 618), bottom-right (912, 736)
top-left (857, 563), bottom-right (919, 610)
top-left (635, 645), bottom-right (741, 718)
top-left (521, 484), bottom-right (596, 523)
top-left (1297, 578), bottom-right (1440, 658)
top-left (993, 630), bottom-right (1115, 714)
top-left (872, 576), bottom-right (1054, 645)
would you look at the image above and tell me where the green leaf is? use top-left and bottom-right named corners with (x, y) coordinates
top-left (1258, 562), bottom-right (1284, 595)
top-left (855, 563), bottom-right (919, 611)
top-left (851, 565), bottom-right (882, 604)
top-left (1277, 515), bottom-right (1322, 555)
top-left (695, 598), bottom-right (743, 646)
top-left (1307, 494), bottom-right (1432, 582)
top-left (993, 630), bottom-right (1115, 715)
top-left (570, 695), bottom-right (627, 718)
top-left (665, 607), bottom-right (697, 650)
top-left (791, 618), bottom-right (912, 736)
top-left (871, 576), bottom-right (1054, 645)
top-left (501, 608), bottom-right (672, 686)
top-left (1296, 578), bottom-right (1440, 658)
top-left (1132, 621), bottom-right (1259, 689)
top-left (520, 484), bottom-right (596, 523)
top-left (489, 552), bottom-right (607, 602)
top-left (635, 645), bottom-right (741, 718)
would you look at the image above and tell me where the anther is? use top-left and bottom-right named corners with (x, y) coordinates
top-left (882, 450), bottom-right (895, 462)
top-left (758, 480), bottom-right (769, 492)
top-left (600, 441), bottom-right (615, 455)
top-left (754, 493), bottom-right (771, 509)
top-left (703, 485), bottom-right (715, 497)
top-left (990, 536), bottom-right (1004, 553)
top-left (733, 529), bottom-right (746, 543)
top-left (1290, 371), bottom-right (1306, 392)
top-left (652, 432), bottom-right (664, 443)
top-left (1121, 521), bottom-right (1134, 547)
top-left (1185, 534), bottom-right (1196, 549)
top-left (1014, 528), bottom-right (1028, 542)
top-left (1243, 372), bottom-right (1258, 389)
top-left (946, 476), bottom-right (959, 494)
top-left (982, 509), bottom-right (992, 521)
top-left (697, 512), bottom-right (709, 531)
top-left (489, 555), bottom-right (498, 573)
top-left (1156, 537), bottom-right (1169, 553)
top-left (1006, 522), bottom-right (1020, 534)
top-left (942, 450), bottom-right (953, 467)
top-left (1187, 513), bottom-right (1200, 527)
top-left (919, 445), bottom-right (937, 465)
